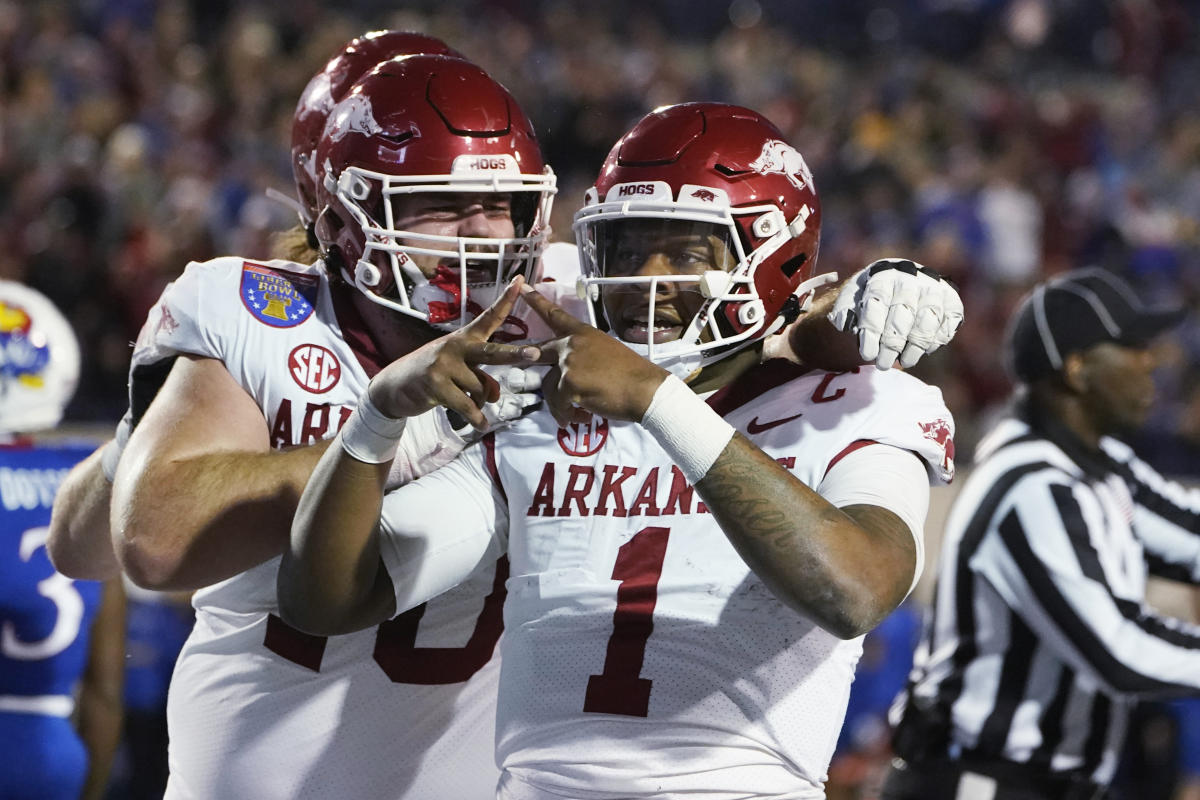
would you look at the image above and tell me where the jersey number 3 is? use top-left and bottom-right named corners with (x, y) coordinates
top-left (584, 526), bottom-right (670, 717)
top-left (2, 528), bottom-right (86, 661)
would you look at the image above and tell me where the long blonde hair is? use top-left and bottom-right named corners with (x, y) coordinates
top-left (270, 225), bottom-right (320, 265)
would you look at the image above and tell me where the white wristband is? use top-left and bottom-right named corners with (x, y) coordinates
top-left (640, 375), bottom-right (736, 484)
top-left (338, 389), bottom-right (407, 464)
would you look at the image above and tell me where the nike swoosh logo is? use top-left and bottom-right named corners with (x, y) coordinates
top-left (746, 412), bottom-right (804, 434)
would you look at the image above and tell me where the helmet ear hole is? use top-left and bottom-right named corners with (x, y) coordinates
top-left (780, 252), bottom-right (808, 279)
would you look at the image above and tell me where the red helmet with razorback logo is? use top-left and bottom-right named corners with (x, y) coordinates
top-left (314, 54), bottom-right (555, 330)
top-left (290, 31), bottom-right (465, 229)
top-left (573, 102), bottom-right (824, 377)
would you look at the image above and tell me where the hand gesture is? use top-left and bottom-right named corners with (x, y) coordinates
top-left (445, 365), bottom-right (545, 442)
top-left (368, 277), bottom-right (542, 429)
top-left (829, 258), bottom-right (964, 370)
top-left (521, 285), bottom-right (669, 426)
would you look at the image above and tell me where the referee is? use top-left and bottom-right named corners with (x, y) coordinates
top-left (883, 268), bottom-right (1200, 800)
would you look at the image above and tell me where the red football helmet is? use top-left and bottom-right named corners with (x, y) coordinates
top-left (573, 102), bottom-right (825, 376)
top-left (314, 54), bottom-right (555, 329)
top-left (290, 31), bottom-right (464, 229)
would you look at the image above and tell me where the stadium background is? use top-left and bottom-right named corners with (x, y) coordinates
top-left (1, 0), bottom-right (1197, 798)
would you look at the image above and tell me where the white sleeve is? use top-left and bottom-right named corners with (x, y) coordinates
top-left (378, 443), bottom-right (508, 614)
top-left (386, 409), bottom-right (468, 489)
top-left (816, 443), bottom-right (932, 594)
top-left (132, 261), bottom-right (228, 365)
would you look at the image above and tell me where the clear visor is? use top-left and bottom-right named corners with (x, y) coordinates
top-left (583, 217), bottom-right (737, 280)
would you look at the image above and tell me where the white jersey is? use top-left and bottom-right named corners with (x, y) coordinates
top-left (533, 241), bottom-right (581, 285)
top-left (136, 256), bottom-right (511, 799)
top-left (377, 361), bottom-right (955, 799)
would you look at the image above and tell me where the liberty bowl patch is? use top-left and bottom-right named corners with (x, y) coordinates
top-left (240, 262), bottom-right (318, 327)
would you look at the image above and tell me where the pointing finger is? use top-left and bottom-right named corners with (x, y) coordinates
top-left (463, 276), bottom-right (526, 342)
top-left (520, 283), bottom-right (584, 336)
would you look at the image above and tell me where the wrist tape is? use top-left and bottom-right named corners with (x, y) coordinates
top-left (338, 389), bottom-right (407, 464)
top-left (640, 375), bottom-right (735, 484)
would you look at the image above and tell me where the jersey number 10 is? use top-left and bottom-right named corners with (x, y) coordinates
top-left (264, 557), bottom-right (507, 684)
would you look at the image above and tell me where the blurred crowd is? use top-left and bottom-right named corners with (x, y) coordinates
top-left (1, 0), bottom-right (1198, 467)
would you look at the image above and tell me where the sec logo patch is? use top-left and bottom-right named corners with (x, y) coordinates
top-left (557, 415), bottom-right (609, 457)
top-left (241, 262), bottom-right (317, 327)
top-left (288, 344), bottom-right (341, 394)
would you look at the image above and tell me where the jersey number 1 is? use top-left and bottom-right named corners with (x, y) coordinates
top-left (584, 526), bottom-right (670, 717)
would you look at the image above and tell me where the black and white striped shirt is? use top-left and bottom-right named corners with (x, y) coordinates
top-left (890, 406), bottom-right (1200, 786)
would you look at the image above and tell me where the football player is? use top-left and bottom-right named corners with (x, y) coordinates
top-left (0, 281), bottom-right (124, 800)
top-left (105, 53), bottom-right (554, 799)
top-left (46, 28), bottom-right (467, 582)
top-left (279, 102), bottom-right (957, 799)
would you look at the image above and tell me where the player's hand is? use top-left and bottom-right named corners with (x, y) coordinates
top-left (520, 285), bottom-right (669, 426)
top-left (368, 276), bottom-right (542, 429)
top-left (445, 366), bottom-right (544, 442)
top-left (829, 258), bottom-right (964, 370)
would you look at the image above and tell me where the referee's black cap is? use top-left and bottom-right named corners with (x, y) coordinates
top-left (1006, 267), bottom-right (1186, 383)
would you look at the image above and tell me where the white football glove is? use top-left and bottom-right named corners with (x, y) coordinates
top-left (829, 258), bottom-right (964, 370)
top-left (453, 365), bottom-right (544, 439)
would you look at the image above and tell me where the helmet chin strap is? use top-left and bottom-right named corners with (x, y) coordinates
top-left (794, 272), bottom-right (839, 311)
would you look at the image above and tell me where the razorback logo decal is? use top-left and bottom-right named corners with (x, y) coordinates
top-left (919, 418), bottom-right (956, 473)
top-left (749, 139), bottom-right (814, 192)
top-left (328, 93), bottom-right (383, 141)
top-left (158, 306), bottom-right (179, 336)
top-left (240, 263), bottom-right (318, 328)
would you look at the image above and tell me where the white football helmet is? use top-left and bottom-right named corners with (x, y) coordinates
top-left (0, 281), bottom-right (81, 434)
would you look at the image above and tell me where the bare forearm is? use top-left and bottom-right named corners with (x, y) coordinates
top-left (696, 434), bottom-right (914, 638)
top-left (112, 442), bottom-right (331, 590)
top-left (784, 284), bottom-right (864, 372)
top-left (77, 579), bottom-right (125, 800)
top-left (278, 444), bottom-right (395, 635)
top-left (47, 447), bottom-right (119, 580)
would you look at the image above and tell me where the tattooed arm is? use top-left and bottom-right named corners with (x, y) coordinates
top-left (697, 435), bottom-right (920, 639)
